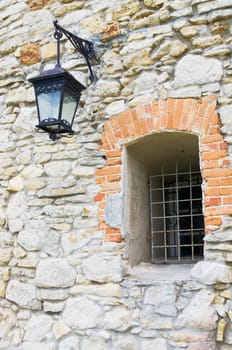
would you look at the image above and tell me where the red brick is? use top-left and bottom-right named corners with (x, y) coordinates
top-left (96, 176), bottom-right (106, 184)
top-left (104, 123), bottom-right (117, 149)
top-left (206, 179), bottom-right (220, 186)
top-left (105, 227), bottom-right (122, 242)
top-left (202, 104), bottom-right (216, 134)
top-left (205, 217), bottom-right (222, 227)
top-left (106, 175), bottom-right (121, 182)
top-left (107, 157), bottom-right (122, 166)
top-left (166, 99), bottom-right (176, 129)
top-left (179, 99), bottom-right (192, 130)
top-left (205, 197), bottom-right (221, 207)
top-left (151, 101), bottom-right (159, 117)
top-left (145, 103), bottom-right (152, 115)
top-left (159, 100), bottom-right (167, 129)
top-left (201, 150), bottom-right (227, 160)
top-left (223, 196), bottom-right (232, 205)
top-left (106, 150), bottom-right (122, 158)
top-left (205, 187), bottom-right (232, 196)
top-left (219, 141), bottom-right (228, 150)
top-left (186, 99), bottom-right (199, 131)
top-left (94, 193), bottom-right (105, 202)
top-left (101, 182), bottom-right (121, 192)
top-left (136, 105), bottom-right (146, 120)
top-left (173, 99), bottom-right (184, 129)
top-left (117, 114), bottom-right (130, 138)
top-left (96, 166), bottom-right (121, 176)
top-left (139, 119), bottom-right (148, 135)
top-left (146, 118), bottom-right (154, 131)
top-left (203, 168), bottom-right (232, 178)
top-left (202, 160), bottom-right (219, 170)
top-left (201, 135), bottom-right (223, 144)
top-left (205, 206), bottom-right (232, 216)
top-left (221, 177), bottom-right (232, 186)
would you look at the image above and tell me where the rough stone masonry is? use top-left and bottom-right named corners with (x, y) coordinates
top-left (0, 0), bottom-right (232, 349)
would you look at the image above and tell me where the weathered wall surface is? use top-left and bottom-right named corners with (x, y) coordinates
top-left (0, 0), bottom-right (232, 349)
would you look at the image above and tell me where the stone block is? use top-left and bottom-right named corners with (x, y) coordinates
top-left (100, 23), bottom-right (120, 41)
top-left (24, 314), bottom-right (53, 342)
top-left (144, 0), bottom-right (166, 8)
top-left (81, 337), bottom-right (107, 350)
top-left (59, 335), bottom-right (80, 350)
top-left (7, 175), bottom-right (24, 192)
top-left (173, 54), bottom-right (223, 87)
top-left (141, 338), bottom-right (167, 350)
top-left (82, 253), bottom-right (123, 283)
top-left (28, 0), bottom-right (53, 11)
top-left (104, 306), bottom-right (137, 331)
top-left (35, 258), bottom-right (76, 288)
top-left (144, 284), bottom-right (178, 317)
top-left (61, 230), bottom-right (92, 256)
top-left (18, 229), bottom-right (59, 256)
top-left (0, 280), bottom-right (6, 297)
top-left (39, 288), bottom-right (69, 301)
top-left (176, 290), bottom-right (218, 331)
top-left (6, 280), bottom-right (41, 310)
top-left (112, 334), bottom-right (138, 350)
top-left (63, 296), bottom-right (103, 329)
top-left (22, 343), bottom-right (56, 350)
top-left (53, 320), bottom-right (70, 340)
top-left (0, 248), bottom-right (13, 265)
top-left (104, 193), bottom-right (122, 229)
top-left (70, 283), bottom-right (123, 298)
top-left (43, 301), bottom-right (65, 313)
top-left (0, 306), bottom-right (17, 339)
top-left (41, 43), bottom-right (57, 62)
top-left (20, 44), bottom-right (41, 66)
top-left (94, 80), bottom-right (121, 98)
top-left (191, 261), bottom-right (232, 284)
top-left (111, 0), bottom-right (142, 21)
top-left (44, 161), bottom-right (71, 177)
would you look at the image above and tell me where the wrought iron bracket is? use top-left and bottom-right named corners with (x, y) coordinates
top-left (53, 20), bottom-right (96, 83)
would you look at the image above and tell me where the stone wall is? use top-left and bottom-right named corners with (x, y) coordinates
top-left (0, 0), bottom-right (232, 349)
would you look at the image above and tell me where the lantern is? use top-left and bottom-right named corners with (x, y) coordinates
top-left (29, 20), bottom-right (95, 140)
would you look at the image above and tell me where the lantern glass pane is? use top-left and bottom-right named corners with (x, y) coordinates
top-left (37, 90), bottom-right (61, 122)
top-left (61, 91), bottom-right (77, 126)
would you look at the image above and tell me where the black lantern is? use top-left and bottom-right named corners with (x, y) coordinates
top-left (29, 20), bottom-right (96, 141)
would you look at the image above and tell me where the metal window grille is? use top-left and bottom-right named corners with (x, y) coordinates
top-left (150, 162), bottom-right (204, 263)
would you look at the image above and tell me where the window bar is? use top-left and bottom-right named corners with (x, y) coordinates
top-left (162, 166), bottom-right (167, 262)
top-left (149, 178), bottom-right (154, 261)
top-left (189, 161), bottom-right (194, 261)
top-left (176, 161), bottom-right (180, 261)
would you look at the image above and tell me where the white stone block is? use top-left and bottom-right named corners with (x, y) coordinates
top-left (63, 296), bottom-right (103, 329)
top-left (176, 289), bottom-right (218, 331)
top-left (191, 261), bottom-right (232, 284)
top-left (35, 258), bottom-right (76, 288)
top-left (141, 338), bottom-right (167, 350)
top-left (6, 280), bottom-right (41, 310)
top-left (144, 284), bottom-right (178, 317)
top-left (24, 314), bottom-right (53, 342)
top-left (82, 253), bottom-right (123, 283)
top-left (104, 307), bottom-right (137, 331)
top-left (59, 335), bottom-right (80, 350)
top-left (173, 54), bottom-right (223, 87)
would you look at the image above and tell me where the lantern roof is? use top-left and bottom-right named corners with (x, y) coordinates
top-left (29, 65), bottom-right (86, 92)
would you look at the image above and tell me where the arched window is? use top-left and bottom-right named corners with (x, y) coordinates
top-left (97, 97), bottom-right (230, 266)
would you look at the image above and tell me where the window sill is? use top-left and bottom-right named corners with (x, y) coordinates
top-left (127, 262), bottom-right (195, 282)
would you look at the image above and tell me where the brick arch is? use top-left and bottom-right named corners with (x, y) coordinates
top-left (95, 96), bottom-right (232, 242)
